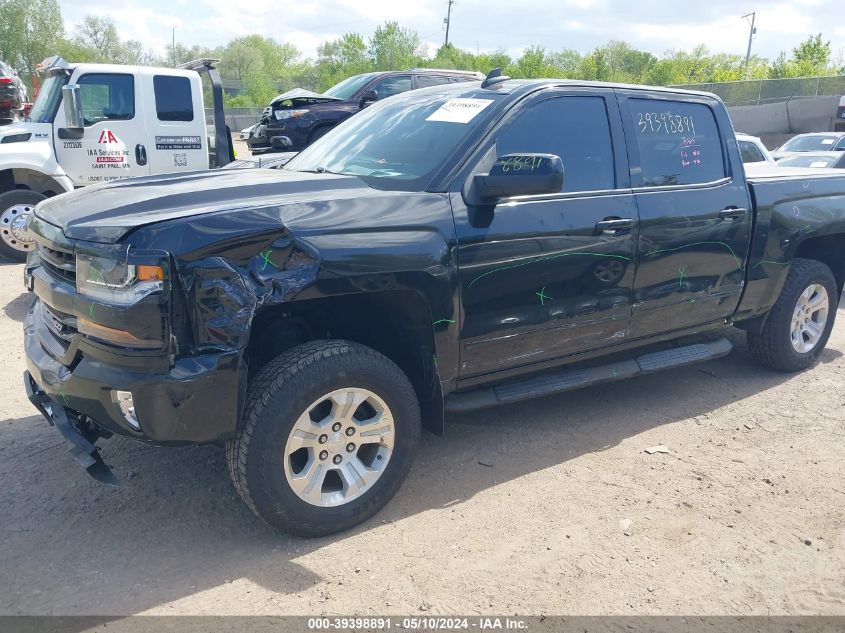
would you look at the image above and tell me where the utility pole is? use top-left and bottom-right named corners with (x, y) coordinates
top-left (172, 25), bottom-right (178, 68)
top-left (742, 11), bottom-right (756, 77)
top-left (444, 0), bottom-right (455, 48)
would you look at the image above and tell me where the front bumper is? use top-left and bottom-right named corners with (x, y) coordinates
top-left (260, 121), bottom-right (310, 151)
top-left (24, 300), bottom-right (245, 446)
top-left (24, 371), bottom-right (118, 485)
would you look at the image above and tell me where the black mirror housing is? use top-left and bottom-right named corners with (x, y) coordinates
top-left (360, 90), bottom-right (377, 105)
top-left (469, 153), bottom-right (564, 203)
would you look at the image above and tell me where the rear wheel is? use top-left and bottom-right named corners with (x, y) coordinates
top-left (0, 190), bottom-right (45, 262)
top-left (748, 258), bottom-right (838, 371)
top-left (227, 340), bottom-right (420, 536)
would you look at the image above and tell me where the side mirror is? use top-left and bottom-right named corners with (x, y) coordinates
top-left (59, 84), bottom-right (84, 139)
top-left (469, 153), bottom-right (564, 203)
top-left (360, 90), bottom-right (377, 106)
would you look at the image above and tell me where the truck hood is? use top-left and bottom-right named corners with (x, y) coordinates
top-left (0, 121), bottom-right (53, 144)
top-left (34, 168), bottom-right (382, 244)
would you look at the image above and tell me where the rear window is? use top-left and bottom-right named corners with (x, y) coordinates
top-left (629, 99), bottom-right (726, 187)
top-left (415, 75), bottom-right (453, 89)
top-left (739, 140), bottom-right (766, 163)
top-left (153, 75), bottom-right (194, 122)
top-left (779, 155), bottom-right (837, 168)
top-left (779, 135), bottom-right (841, 152)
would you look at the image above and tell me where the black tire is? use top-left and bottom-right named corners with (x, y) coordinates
top-left (747, 258), bottom-right (839, 372)
top-left (0, 190), bottom-right (45, 262)
top-left (227, 340), bottom-right (421, 537)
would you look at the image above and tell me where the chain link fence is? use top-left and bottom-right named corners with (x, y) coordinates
top-left (672, 76), bottom-right (845, 106)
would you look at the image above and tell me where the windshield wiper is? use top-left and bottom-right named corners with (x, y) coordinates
top-left (297, 166), bottom-right (337, 174)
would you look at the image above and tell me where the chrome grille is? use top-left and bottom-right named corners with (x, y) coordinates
top-left (41, 303), bottom-right (77, 350)
top-left (38, 242), bottom-right (76, 284)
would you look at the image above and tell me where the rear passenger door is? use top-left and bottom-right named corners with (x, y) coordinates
top-left (142, 73), bottom-right (208, 175)
top-left (453, 88), bottom-right (638, 378)
top-left (617, 91), bottom-right (753, 338)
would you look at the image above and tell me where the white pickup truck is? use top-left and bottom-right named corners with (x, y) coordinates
top-left (0, 56), bottom-right (232, 261)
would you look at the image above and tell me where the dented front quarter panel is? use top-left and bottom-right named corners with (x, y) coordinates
top-left (127, 186), bottom-right (461, 390)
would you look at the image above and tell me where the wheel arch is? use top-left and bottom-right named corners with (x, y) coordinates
top-left (0, 167), bottom-right (71, 197)
top-left (245, 289), bottom-right (445, 435)
top-left (793, 233), bottom-right (845, 298)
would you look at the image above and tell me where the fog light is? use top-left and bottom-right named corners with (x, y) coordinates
top-left (112, 390), bottom-right (140, 430)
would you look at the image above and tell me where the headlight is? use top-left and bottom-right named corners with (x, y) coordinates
top-left (274, 109), bottom-right (309, 121)
top-left (76, 252), bottom-right (165, 305)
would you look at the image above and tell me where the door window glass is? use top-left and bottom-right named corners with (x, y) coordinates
top-left (370, 76), bottom-right (412, 100)
top-left (415, 75), bottom-right (452, 88)
top-left (495, 96), bottom-right (616, 192)
top-left (154, 75), bottom-right (194, 122)
top-left (629, 99), bottom-right (725, 186)
top-left (77, 74), bottom-right (135, 126)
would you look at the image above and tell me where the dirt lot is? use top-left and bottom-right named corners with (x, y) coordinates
top-left (1, 258), bottom-right (844, 616)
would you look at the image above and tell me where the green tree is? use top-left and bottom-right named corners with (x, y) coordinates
top-left (547, 49), bottom-right (582, 78)
top-left (368, 21), bottom-right (423, 70)
top-left (0, 0), bottom-right (64, 83)
top-left (160, 42), bottom-right (216, 68)
top-left (512, 46), bottom-right (550, 78)
top-left (597, 40), bottom-right (656, 82)
top-left (770, 34), bottom-right (833, 78)
top-left (793, 33), bottom-right (830, 68)
top-left (75, 15), bottom-right (121, 60)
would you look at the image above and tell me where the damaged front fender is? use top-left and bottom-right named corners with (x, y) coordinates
top-left (180, 236), bottom-right (321, 352)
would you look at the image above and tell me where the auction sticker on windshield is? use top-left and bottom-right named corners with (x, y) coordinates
top-left (426, 98), bottom-right (494, 123)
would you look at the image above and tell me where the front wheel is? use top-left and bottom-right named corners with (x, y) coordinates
top-left (0, 190), bottom-right (45, 262)
top-left (227, 340), bottom-right (421, 536)
top-left (748, 258), bottom-right (839, 372)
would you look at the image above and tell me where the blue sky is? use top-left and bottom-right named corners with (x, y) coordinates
top-left (57, 0), bottom-right (841, 62)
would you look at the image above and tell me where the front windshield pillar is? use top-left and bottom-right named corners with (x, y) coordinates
top-left (28, 73), bottom-right (70, 124)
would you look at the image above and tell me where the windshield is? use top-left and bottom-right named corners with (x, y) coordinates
top-left (29, 73), bottom-right (68, 123)
top-left (779, 155), bottom-right (838, 168)
top-left (323, 73), bottom-right (378, 100)
top-left (779, 135), bottom-right (841, 152)
top-left (284, 87), bottom-right (499, 190)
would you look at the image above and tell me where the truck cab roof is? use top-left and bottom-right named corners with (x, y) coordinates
top-left (36, 56), bottom-right (199, 80)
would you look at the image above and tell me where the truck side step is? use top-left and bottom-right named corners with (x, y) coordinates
top-left (445, 337), bottom-right (732, 413)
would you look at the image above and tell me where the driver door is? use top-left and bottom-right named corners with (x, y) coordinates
top-left (452, 88), bottom-right (639, 378)
top-left (54, 71), bottom-right (150, 186)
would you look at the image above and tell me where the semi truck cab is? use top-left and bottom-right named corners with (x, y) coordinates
top-left (0, 56), bottom-right (231, 261)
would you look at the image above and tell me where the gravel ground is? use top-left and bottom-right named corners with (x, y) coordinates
top-left (1, 258), bottom-right (844, 616)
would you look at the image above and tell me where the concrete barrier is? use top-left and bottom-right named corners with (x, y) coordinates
top-left (727, 96), bottom-right (839, 148)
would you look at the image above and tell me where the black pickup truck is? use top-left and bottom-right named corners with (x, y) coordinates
top-left (23, 72), bottom-right (845, 536)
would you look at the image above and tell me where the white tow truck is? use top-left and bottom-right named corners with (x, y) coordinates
top-left (0, 56), bottom-right (233, 261)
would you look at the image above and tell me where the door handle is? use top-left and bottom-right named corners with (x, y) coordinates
top-left (595, 218), bottom-right (635, 235)
top-left (719, 207), bottom-right (747, 220)
top-left (135, 144), bottom-right (147, 166)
